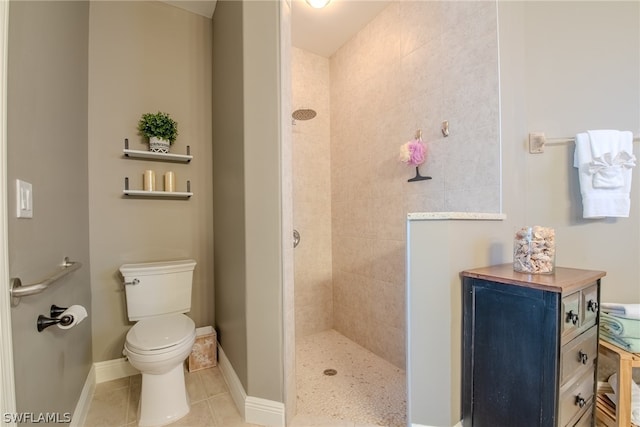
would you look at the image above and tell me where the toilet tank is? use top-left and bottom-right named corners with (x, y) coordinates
top-left (119, 259), bottom-right (196, 321)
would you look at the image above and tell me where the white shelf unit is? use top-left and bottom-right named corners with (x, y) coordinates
top-left (123, 149), bottom-right (192, 163)
top-left (122, 189), bottom-right (193, 199)
top-left (122, 138), bottom-right (193, 199)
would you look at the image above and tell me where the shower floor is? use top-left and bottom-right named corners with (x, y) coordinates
top-left (292, 329), bottom-right (406, 427)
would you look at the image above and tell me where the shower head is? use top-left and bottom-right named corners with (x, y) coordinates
top-left (292, 109), bottom-right (317, 121)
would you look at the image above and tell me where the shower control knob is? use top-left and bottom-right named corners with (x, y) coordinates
top-left (293, 229), bottom-right (300, 248)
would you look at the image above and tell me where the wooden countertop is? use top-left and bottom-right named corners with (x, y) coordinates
top-left (461, 263), bottom-right (606, 294)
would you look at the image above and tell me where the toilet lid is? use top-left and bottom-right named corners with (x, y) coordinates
top-left (126, 314), bottom-right (195, 352)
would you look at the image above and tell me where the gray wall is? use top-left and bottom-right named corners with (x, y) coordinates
top-left (408, 1), bottom-right (639, 425)
top-left (88, 1), bottom-right (214, 362)
top-left (212, 0), bottom-right (248, 389)
top-left (213, 0), bottom-right (285, 402)
top-left (7, 0), bottom-right (92, 420)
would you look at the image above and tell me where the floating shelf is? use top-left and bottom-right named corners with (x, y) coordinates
top-left (123, 149), bottom-right (192, 163)
top-left (123, 138), bottom-right (192, 162)
top-left (123, 190), bottom-right (193, 199)
top-left (123, 177), bottom-right (192, 199)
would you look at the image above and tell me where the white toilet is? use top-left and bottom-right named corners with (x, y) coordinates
top-left (119, 259), bottom-right (197, 427)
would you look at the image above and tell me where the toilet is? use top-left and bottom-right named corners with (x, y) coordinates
top-left (119, 259), bottom-right (197, 427)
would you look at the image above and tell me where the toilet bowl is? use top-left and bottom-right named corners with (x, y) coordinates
top-left (119, 259), bottom-right (198, 427)
top-left (124, 314), bottom-right (196, 427)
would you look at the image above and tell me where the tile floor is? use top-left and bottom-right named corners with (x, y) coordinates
top-left (84, 366), bottom-right (259, 427)
top-left (291, 330), bottom-right (406, 427)
top-left (84, 330), bottom-right (406, 427)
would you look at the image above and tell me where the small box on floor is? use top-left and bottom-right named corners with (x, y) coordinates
top-left (188, 326), bottom-right (217, 372)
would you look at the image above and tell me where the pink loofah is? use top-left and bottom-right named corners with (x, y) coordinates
top-left (399, 138), bottom-right (427, 166)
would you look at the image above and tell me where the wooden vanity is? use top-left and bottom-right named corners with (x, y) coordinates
top-left (461, 264), bottom-right (606, 427)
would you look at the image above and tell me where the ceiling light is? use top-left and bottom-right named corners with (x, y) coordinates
top-left (305, 0), bottom-right (330, 9)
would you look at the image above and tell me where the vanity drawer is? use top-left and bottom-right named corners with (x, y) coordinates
top-left (560, 326), bottom-right (598, 385)
top-left (562, 291), bottom-right (581, 336)
top-left (559, 370), bottom-right (594, 427)
top-left (581, 284), bottom-right (599, 327)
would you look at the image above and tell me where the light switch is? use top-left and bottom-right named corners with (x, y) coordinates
top-left (16, 179), bottom-right (33, 218)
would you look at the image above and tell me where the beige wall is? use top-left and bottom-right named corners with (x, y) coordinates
top-left (408, 1), bottom-right (639, 426)
top-left (88, 1), bottom-right (213, 361)
top-left (329, 1), bottom-right (499, 369)
top-left (520, 1), bottom-right (640, 303)
top-left (7, 0), bottom-right (92, 417)
top-left (292, 47), bottom-right (333, 338)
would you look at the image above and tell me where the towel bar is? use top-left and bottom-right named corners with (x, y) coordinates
top-left (10, 257), bottom-right (81, 306)
top-left (529, 132), bottom-right (640, 153)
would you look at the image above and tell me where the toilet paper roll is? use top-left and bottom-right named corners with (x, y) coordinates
top-left (57, 305), bottom-right (88, 329)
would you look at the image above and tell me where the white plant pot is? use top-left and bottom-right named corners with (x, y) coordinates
top-left (149, 137), bottom-right (170, 153)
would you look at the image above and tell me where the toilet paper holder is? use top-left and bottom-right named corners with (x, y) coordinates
top-left (37, 305), bottom-right (73, 332)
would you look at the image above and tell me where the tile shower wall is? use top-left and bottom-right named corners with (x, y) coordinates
top-left (330, 1), bottom-right (499, 368)
top-left (292, 48), bottom-right (333, 338)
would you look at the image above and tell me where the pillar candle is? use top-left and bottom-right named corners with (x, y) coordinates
top-left (164, 171), bottom-right (175, 192)
top-left (143, 170), bottom-right (156, 191)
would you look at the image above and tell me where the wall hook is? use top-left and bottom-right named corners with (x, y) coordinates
top-left (441, 121), bottom-right (449, 137)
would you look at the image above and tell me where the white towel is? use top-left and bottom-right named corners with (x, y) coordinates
top-left (601, 303), bottom-right (640, 320)
top-left (574, 130), bottom-right (636, 218)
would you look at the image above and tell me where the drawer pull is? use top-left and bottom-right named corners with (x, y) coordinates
top-left (587, 300), bottom-right (598, 313)
top-left (566, 310), bottom-right (579, 325)
top-left (578, 350), bottom-right (588, 364)
top-left (575, 394), bottom-right (586, 408)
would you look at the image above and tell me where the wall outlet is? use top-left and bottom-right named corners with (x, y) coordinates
top-left (16, 179), bottom-right (33, 218)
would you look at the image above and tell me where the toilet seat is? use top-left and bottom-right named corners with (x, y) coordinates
top-left (126, 313), bottom-right (195, 354)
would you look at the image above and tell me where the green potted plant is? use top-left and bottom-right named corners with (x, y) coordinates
top-left (137, 111), bottom-right (178, 153)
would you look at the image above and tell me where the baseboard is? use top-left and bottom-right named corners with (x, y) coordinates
top-left (245, 396), bottom-right (285, 426)
top-left (70, 365), bottom-right (96, 427)
top-left (71, 359), bottom-right (138, 427)
top-left (94, 357), bottom-right (139, 383)
top-left (216, 344), bottom-right (247, 419)
top-left (217, 343), bottom-right (285, 427)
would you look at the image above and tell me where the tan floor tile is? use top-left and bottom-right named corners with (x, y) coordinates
top-left (94, 377), bottom-right (130, 394)
top-left (169, 400), bottom-right (216, 427)
top-left (198, 367), bottom-right (228, 398)
top-left (208, 393), bottom-right (259, 427)
top-left (84, 388), bottom-right (128, 427)
top-left (125, 382), bottom-right (141, 425)
top-left (185, 369), bottom-right (208, 403)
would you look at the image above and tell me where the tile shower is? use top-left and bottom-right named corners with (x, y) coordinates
top-left (292, 1), bottom-right (499, 425)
